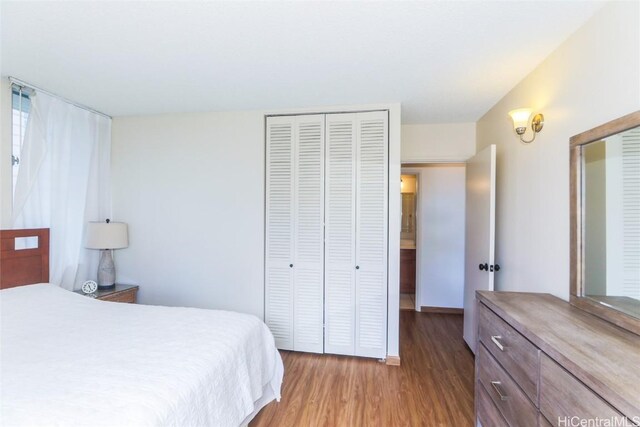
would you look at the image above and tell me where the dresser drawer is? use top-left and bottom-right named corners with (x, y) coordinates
top-left (476, 380), bottom-right (509, 427)
top-left (539, 415), bottom-right (553, 427)
top-left (540, 354), bottom-right (624, 426)
top-left (479, 303), bottom-right (539, 403)
top-left (477, 343), bottom-right (538, 427)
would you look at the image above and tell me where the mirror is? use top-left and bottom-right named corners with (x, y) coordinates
top-left (401, 194), bottom-right (416, 234)
top-left (583, 127), bottom-right (640, 317)
top-left (401, 174), bottom-right (417, 242)
top-left (571, 111), bottom-right (640, 334)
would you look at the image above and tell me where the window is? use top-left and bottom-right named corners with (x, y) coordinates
top-left (11, 84), bottom-right (31, 197)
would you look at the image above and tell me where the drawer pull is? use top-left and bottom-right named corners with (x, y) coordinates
top-left (491, 381), bottom-right (508, 401)
top-left (491, 335), bottom-right (505, 351)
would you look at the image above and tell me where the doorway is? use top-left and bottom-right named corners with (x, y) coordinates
top-left (400, 164), bottom-right (467, 314)
top-left (400, 174), bottom-right (418, 310)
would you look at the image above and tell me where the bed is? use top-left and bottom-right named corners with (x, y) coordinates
top-left (0, 228), bottom-right (284, 426)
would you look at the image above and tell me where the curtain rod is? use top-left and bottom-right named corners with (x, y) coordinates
top-left (8, 77), bottom-right (112, 119)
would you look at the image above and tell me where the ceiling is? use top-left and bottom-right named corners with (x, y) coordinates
top-left (1, 1), bottom-right (604, 123)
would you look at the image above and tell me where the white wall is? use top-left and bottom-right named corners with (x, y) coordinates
top-left (476, 1), bottom-right (640, 300)
top-left (401, 122), bottom-right (476, 163)
top-left (111, 111), bottom-right (266, 316)
top-left (111, 103), bottom-right (403, 357)
top-left (404, 166), bottom-right (466, 309)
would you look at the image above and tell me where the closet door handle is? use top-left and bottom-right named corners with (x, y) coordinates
top-left (479, 263), bottom-right (488, 271)
top-left (490, 381), bottom-right (508, 401)
top-left (289, 264), bottom-right (293, 268)
top-left (355, 265), bottom-right (360, 270)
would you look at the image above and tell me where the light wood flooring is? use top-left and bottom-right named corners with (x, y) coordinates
top-left (251, 311), bottom-right (475, 426)
top-left (400, 293), bottom-right (416, 311)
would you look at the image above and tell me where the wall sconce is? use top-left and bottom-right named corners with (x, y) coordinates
top-left (508, 108), bottom-right (544, 144)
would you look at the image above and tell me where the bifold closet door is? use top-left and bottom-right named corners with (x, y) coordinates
top-left (265, 116), bottom-right (295, 350)
top-left (324, 113), bottom-right (357, 355)
top-left (354, 111), bottom-right (388, 358)
top-left (324, 111), bottom-right (388, 358)
top-left (292, 115), bottom-right (325, 353)
top-left (265, 115), bottom-right (324, 353)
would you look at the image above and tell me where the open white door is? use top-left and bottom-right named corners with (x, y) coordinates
top-left (463, 144), bottom-right (496, 353)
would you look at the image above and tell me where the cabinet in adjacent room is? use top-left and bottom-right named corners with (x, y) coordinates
top-left (400, 249), bottom-right (416, 293)
top-left (265, 111), bottom-right (389, 358)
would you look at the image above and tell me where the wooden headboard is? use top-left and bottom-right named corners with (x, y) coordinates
top-left (0, 228), bottom-right (50, 289)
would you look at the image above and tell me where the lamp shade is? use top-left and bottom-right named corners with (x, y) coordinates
top-left (85, 221), bottom-right (129, 250)
top-left (508, 108), bottom-right (533, 130)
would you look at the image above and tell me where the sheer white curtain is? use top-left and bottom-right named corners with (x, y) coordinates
top-left (12, 91), bottom-right (111, 290)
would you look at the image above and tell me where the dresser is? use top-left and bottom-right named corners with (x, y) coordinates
top-left (476, 291), bottom-right (640, 427)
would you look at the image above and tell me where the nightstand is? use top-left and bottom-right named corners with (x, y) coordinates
top-left (75, 284), bottom-right (139, 304)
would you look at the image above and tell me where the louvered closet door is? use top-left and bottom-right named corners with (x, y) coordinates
top-left (293, 115), bottom-right (325, 353)
top-left (355, 111), bottom-right (388, 358)
top-left (621, 129), bottom-right (640, 298)
top-left (324, 113), bottom-right (357, 355)
top-left (265, 116), bottom-right (295, 350)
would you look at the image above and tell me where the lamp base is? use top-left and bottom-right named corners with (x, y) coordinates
top-left (98, 284), bottom-right (116, 291)
top-left (97, 249), bottom-right (116, 289)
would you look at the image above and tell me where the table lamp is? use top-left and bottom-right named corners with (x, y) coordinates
top-left (85, 219), bottom-right (129, 290)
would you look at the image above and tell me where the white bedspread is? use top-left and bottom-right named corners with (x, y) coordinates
top-left (0, 284), bottom-right (283, 426)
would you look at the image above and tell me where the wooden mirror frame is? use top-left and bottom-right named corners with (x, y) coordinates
top-left (570, 110), bottom-right (640, 336)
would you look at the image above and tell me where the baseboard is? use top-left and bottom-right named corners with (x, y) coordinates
top-left (420, 306), bottom-right (463, 314)
top-left (385, 355), bottom-right (401, 366)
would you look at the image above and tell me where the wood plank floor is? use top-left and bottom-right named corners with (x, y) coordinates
top-left (251, 311), bottom-right (475, 426)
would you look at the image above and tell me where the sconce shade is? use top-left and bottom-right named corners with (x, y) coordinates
top-left (85, 221), bottom-right (129, 249)
top-left (508, 108), bottom-right (533, 132)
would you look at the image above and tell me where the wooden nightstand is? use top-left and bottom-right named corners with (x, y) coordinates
top-left (75, 284), bottom-right (139, 304)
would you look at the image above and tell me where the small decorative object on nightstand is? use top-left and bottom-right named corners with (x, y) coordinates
top-left (81, 280), bottom-right (98, 294)
top-left (74, 284), bottom-right (138, 304)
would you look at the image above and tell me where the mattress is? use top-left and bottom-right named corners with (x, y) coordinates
top-left (0, 284), bottom-right (283, 426)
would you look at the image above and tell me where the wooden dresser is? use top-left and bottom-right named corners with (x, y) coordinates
top-left (476, 291), bottom-right (640, 427)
